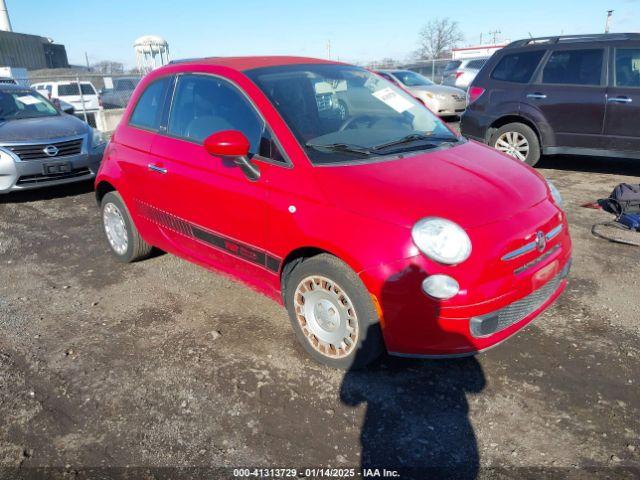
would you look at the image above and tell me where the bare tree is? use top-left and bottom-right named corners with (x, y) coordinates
top-left (416, 18), bottom-right (464, 60)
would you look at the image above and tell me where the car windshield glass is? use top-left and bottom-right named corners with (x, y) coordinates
top-left (391, 71), bottom-right (434, 86)
top-left (0, 89), bottom-right (58, 120)
top-left (246, 64), bottom-right (458, 164)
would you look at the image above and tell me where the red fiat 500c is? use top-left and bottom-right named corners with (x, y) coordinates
top-left (95, 57), bottom-right (572, 369)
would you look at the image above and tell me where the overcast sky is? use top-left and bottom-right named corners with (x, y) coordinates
top-left (7, 0), bottom-right (640, 68)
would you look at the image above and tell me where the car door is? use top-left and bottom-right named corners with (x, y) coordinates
top-left (524, 47), bottom-right (608, 150)
top-left (604, 46), bottom-right (640, 154)
top-left (114, 75), bottom-right (174, 246)
top-left (148, 73), bottom-right (287, 280)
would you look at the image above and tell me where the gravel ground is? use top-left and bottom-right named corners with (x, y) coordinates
top-left (0, 142), bottom-right (639, 479)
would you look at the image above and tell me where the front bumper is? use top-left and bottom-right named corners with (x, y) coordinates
top-left (426, 97), bottom-right (467, 116)
top-left (359, 207), bottom-right (572, 357)
top-left (0, 136), bottom-right (103, 193)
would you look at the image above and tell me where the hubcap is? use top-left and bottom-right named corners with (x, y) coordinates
top-left (293, 275), bottom-right (358, 358)
top-left (495, 131), bottom-right (529, 162)
top-left (103, 203), bottom-right (128, 255)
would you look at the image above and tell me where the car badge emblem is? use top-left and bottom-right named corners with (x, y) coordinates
top-left (43, 145), bottom-right (59, 157)
top-left (536, 231), bottom-right (547, 252)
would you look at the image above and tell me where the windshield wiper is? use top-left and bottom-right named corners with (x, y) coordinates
top-left (305, 142), bottom-right (373, 156)
top-left (372, 133), bottom-right (457, 152)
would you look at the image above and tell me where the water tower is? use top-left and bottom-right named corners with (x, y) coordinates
top-left (134, 35), bottom-right (170, 73)
top-left (0, 0), bottom-right (13, 32)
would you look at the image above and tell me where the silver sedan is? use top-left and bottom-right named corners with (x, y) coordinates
top-left (376, 69), bottom-right (467, 117)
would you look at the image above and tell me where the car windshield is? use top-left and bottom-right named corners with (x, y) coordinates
top-left (0, 89), bottom-right (59, 120)
top-left (246, 64), bottom-right (458, 164)
top-left (391, 71), bottom-right (434, 87)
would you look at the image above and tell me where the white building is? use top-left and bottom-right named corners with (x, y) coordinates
top-left (451, 44), bottom-right (507, 60)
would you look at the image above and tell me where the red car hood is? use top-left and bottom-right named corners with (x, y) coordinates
top-left (313, 141), bottom-right (550, 229)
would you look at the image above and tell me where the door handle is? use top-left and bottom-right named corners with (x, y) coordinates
top-left (607, 96), bottom-right (632, 104)
top-left (148, 164), bottom-right (167, 174)
top-left (526, 93), bottom-right (547, 100)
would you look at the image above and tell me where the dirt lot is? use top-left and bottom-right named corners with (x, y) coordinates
top-left (0, 147), bottom-right (639, 479)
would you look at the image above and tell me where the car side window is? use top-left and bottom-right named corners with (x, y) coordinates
top-left (615, 49), bottom-right (640, 88)
top-left (491, 51), bottom-right (544, 83)
top-left (129, 77), bottom-right (171, 131)
top-left (168, 75), bottom-right (266, 151)
top-left (542, 49), bottom-right (603, 86)
top-left (467, 59), bottom-right (487, 70)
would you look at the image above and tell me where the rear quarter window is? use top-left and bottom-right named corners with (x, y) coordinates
top-left (491, 51), bottom-right (545, 83)
top-left (467, 59), bottom-right (487, 69)
top-left (129, 77), bottom-right (171, 131)
top-left (445, 61), bottom-right (462, 71)
top-left (81, 84), bottom-right (96, 95)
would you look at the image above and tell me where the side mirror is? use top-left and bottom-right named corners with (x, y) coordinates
top-left (204, 130), bottom-right (260, 181)
top-left (61, 104), bottom-right (75, 115)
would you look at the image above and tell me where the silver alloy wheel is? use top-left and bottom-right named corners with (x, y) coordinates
top-left (495, 131), bottom-right (529, 162)
top-left (103, 202), bottom-right (129, 255)
top-left (293, 275), bottom-right (358, 358)
top-left (337, 102), bottom-right (347, 121)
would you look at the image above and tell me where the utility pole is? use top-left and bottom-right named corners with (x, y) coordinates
top-left (326, 40), bottom-right (331, 60)
top-left (488, 29), bottom-right (501, 44)
top-left (479, 32), bottom-right (483, 45)
top-left (85, 52), bottom-right (90, 70)
top-left (605, 10), bottom-right (614, 33)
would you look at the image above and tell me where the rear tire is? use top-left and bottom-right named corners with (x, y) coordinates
top-left (283, 254), bottom-right (384, 370)
top-left (101, 191), bottom-right (152, 263)
top-left (491, 122), bottom-right (541, 167)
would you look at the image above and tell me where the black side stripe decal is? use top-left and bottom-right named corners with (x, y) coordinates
top-left (137, 200), bottom-right (282, 273)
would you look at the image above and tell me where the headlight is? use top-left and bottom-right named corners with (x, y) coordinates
top-left (411, 217), bottom-right (472, 265)
top-left (546, 180), bottom-right (563, 209)
top-left (91, 128), bottom-right (107, 150)
top-left (423, 92), bottom-right (434, 99)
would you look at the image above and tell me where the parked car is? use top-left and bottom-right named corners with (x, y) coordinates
top-left (96, 56), bottom-right (571, 368)
top-left (443, 57), bottom-right (489, 89)
top-left (31, 80), bottom-right (101, 126)
top-left (100, 76), bottom-right (141, 109)
top-left (0, 84), bottom-right (107, 193)
top-left (461, 33), bottom-right (640, 166)
top-left (376, 69), bottom-right (467, 117)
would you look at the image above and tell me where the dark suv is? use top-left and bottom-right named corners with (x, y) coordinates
top-left (461, 33), bottom-right (640, 166)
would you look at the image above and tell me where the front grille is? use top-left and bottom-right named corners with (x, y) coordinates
top-left (315, 93), bottom-right (333, 112)
top-left (5, 138), bottom-right (84, 161)
top-left (470, 264), bottom-right (569, 338)
top-left (16, 167), bottom-right (92, 186)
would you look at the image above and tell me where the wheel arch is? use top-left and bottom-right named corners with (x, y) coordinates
top-left (95, 180), bottom-right (117, 205)
top-left (279, 246), bottom-right (362, 297)
top-left (487, 115), bottom-right (542, 145)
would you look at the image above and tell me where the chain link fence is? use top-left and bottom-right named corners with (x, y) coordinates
top-left (20, 60), bottom-right (453, 133)
top-left (400, 59), bottom-right (452, 84)
top-left (25, 72), bottom-right (143, 132)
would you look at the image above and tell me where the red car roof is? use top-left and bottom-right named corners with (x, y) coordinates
top-left (172, 56), bottom-right (340, 71)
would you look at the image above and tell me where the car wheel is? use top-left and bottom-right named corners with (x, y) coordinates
top-left (337, 101), bottom-right (348, 121)
top-left (491, 123), bottom-right (541, 167)
top-left (284, 254), bottom-right (384, 369)
top-left (101, 191), bottom-right (152, 263)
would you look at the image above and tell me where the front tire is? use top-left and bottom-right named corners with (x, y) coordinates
top-left (101, 191), bottom-right (152, 263)
top-left (491, 122), bottom-right (541, 167)
top-left (283, 254), bottom-right (384, 369)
